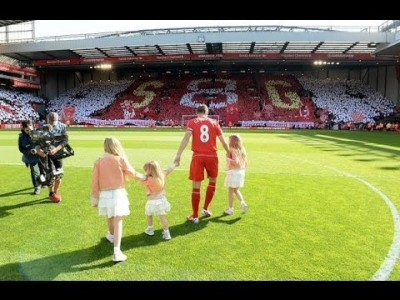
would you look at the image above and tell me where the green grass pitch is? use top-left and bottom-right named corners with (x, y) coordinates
top-left (0, 128), bottom-right (399, 280)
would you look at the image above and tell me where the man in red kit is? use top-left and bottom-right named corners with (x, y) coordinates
top-left (174, 104), bottom-right (230, 223)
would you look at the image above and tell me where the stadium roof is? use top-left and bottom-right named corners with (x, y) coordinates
top-left (375, 40), bottom-right (400, 56)
top-left (0, 26), bottom-right (398, 71)
top-left (0, 20), bottom-right (30, 27)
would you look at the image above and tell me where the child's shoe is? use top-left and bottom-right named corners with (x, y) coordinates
top-left (224, 207), bottom-right (234, 215)
top-left (144, 226), bottom-right (155, 236)
top-left (241, 202), bottom-right (248, 214)
top-left (113, 251), bottom-right (127, 262)
top-left (162, 230), bottom-right (171, 240)
top-left (106, 233), bottom-right (114, 243)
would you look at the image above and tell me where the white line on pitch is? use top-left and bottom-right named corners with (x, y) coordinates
top-left (281, 155), bottom-right (400, 281)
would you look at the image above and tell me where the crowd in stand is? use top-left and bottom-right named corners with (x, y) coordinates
top-left (47, 80), bottom-right (132, 121)
top-left (0, 74), bottom-right (398, 131)
top-left (0, 89), bottom-right (44, 123)
top-left (297, 77), bottom-right (396, 124)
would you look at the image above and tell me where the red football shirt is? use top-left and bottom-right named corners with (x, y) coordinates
top-left (187, 117), bottom-right (222, 155)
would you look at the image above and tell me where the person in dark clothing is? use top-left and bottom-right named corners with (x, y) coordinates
top-left (18, 120), bottom-right (44, 195)
top-left (44, 112), bottom-right (69, 203)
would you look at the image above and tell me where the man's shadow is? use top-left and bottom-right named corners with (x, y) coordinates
top-left (0, 187), bottom-right (33, 198)
top-left (206, 213), bottom-right (242, 225)
top-left (0, 198), bottom-right (50, 218)
top-left (0, 214), bottom-right (242, 279)
top-left (0, 239), bottom-right (114, 280)
top-left (0, 220), bottom-right (206, 280)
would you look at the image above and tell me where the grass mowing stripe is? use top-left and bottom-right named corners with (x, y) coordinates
top-left (280, 154), bottom-right (400, 281)
top-left (324, 166), bottom-right (400, 281)
top-left (1, 129), bottom-right (398, 280)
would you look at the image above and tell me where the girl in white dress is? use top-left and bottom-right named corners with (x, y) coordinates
top-left (224, 134), bottom-right (248, 215)
top-left (91, 137), bottom-right (144, 262)
top-left (139, 160), bottom-right (176, 240)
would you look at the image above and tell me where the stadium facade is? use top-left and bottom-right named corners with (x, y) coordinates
top-left (0, 21), bottom-right (399, 128)
top-left (0, 22), bottom-right (399, 101)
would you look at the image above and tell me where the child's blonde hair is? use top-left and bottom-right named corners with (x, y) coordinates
top-left (104, 137), bottom-right (127, 160)
top-left (143, 160), bottom-right (164, 186)
top-left (229, 134), bottom-right (247, 165)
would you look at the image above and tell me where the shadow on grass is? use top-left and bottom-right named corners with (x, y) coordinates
top-left (0, 198), bottom-right (50, 219)
top-left (0, 214), bottom-right (244, 280)
top-left (206, 213), bottom-right (242, 225)
top-left (124, 213), bottom-right (240, 249)
top-left (0, 187), bottom-right (33, 198)
top-left (0, 223), bottom-right (197, 280)
top-left (0, 239), bottom-right (113, 280)
top-left (380, 165), bottom-right (400, 171)
top-left (70, 219), bottom-right (215, 273)
top-left (354, 158), bottom-right (378, 162)
top-left (287, 131), bottom-right (400, 158)
top-left (337, 153), bottom-right (355, 157)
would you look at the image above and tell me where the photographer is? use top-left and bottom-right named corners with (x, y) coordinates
top-left (18, 120), bottom-right (45, 195)
top-left (43, 112), bottom-right (69, 202)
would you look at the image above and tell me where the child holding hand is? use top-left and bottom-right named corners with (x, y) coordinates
top-left (91, 137), bottom-right (145, 262)
top-left (224, 134), bottom-right (248, 215)
top-left (139, 160), bottom-right (176, 240)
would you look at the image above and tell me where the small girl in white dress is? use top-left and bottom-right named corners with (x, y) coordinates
top-left (139, 160), bottom-right (176, 240)
top-left (224, 134), bottom-right (248, 215)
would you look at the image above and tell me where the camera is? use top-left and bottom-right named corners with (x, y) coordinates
top-left (30, 129), bottom-right (54, 154)
top-left (30, 129), bottom-right (74, 159)
top-left (29, 128), bottom-right (74, 187)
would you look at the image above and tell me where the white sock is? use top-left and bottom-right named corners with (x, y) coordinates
top-left (114, 247), bottom-right (120, 253)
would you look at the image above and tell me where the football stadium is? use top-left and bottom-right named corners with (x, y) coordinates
top-left (0, 20), bottom-right (400, 281)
